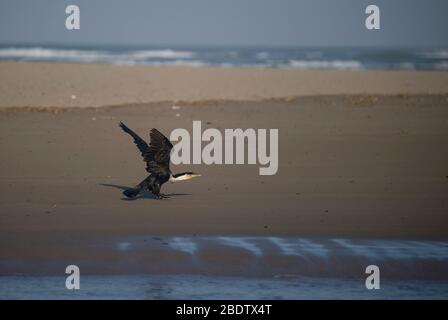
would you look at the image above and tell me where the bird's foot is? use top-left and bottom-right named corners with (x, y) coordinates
top-left (155, 193), bottom-right (170, 200)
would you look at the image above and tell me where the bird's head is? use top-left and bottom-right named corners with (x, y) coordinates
top-left (170, 172), bottom-right (201, 182)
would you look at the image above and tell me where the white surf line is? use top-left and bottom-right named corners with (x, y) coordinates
top-left (370, 240), bottom-right (423, 259)
top-left (217, 237), bottom-right (263, 256)
top-left (331, 239), bottom-right (448, 260)
top-left (331, 239), bottom-right (382, 258)
top-left (268, 237), bottom-right (329, 257)
top-left (405, 241), bottom-right (448, 260)
top-left (168, 237), bottom-right (197, 255)
top-left (133, 235), bottom-right (448, 260)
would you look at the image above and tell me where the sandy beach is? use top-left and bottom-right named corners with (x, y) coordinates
top-left (0, 62), bottom-right (448, 276)
top-left (1, 61), bottom-right (448, 108)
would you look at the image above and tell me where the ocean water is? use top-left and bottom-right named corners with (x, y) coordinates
top-left (1, 274), bottom-right (447, 300)
top-left (0, 45), bottom-right (447, 70)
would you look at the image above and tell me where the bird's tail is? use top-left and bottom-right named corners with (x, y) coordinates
top-left (123, 187), bottom-right (140, 198)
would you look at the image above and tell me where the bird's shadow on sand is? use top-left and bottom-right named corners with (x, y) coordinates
top-left (99, 183), bottom-right (191, 201)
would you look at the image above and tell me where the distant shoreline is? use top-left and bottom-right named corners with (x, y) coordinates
top-left (1, 45), bottom-right (447, 71)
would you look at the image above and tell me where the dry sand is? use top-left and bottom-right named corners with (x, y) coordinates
top-left (1, 61), bottom-right (448, 108)
top-left (0, 62), bottom-right (447, 274)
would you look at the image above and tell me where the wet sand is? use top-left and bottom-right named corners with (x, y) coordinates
top-left (3, 234), bottom-right (448, 279)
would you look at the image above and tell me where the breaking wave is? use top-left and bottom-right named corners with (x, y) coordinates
top-left (0, 47), bottom-right (195, 64)
top-left (0, 46), bottom-right (447, 70)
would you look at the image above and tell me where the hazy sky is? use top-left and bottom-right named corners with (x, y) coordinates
top-left (0, 0), bottom-right (447, 47)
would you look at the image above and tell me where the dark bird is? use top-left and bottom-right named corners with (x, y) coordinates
top-left (119, 122), bottom-right (200, 199)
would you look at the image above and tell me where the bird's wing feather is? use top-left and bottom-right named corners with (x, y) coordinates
top-left (119, 122), bottom-right (173, 175)
top-left (146, 128), bottom-right (173, 174)
top-left (119, 122), bottom-right (150, 159)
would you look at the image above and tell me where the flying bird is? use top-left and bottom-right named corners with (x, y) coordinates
top-left (119, 122), bottom-right (200, 199)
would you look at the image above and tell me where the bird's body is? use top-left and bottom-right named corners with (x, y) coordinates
top-left (119, 122), bottom-right (200, 199)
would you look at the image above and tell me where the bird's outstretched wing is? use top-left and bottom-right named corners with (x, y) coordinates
top-left (119, 122), bottom-right (150, 159)
top-left (119, 122), bottom-right (173, 175)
